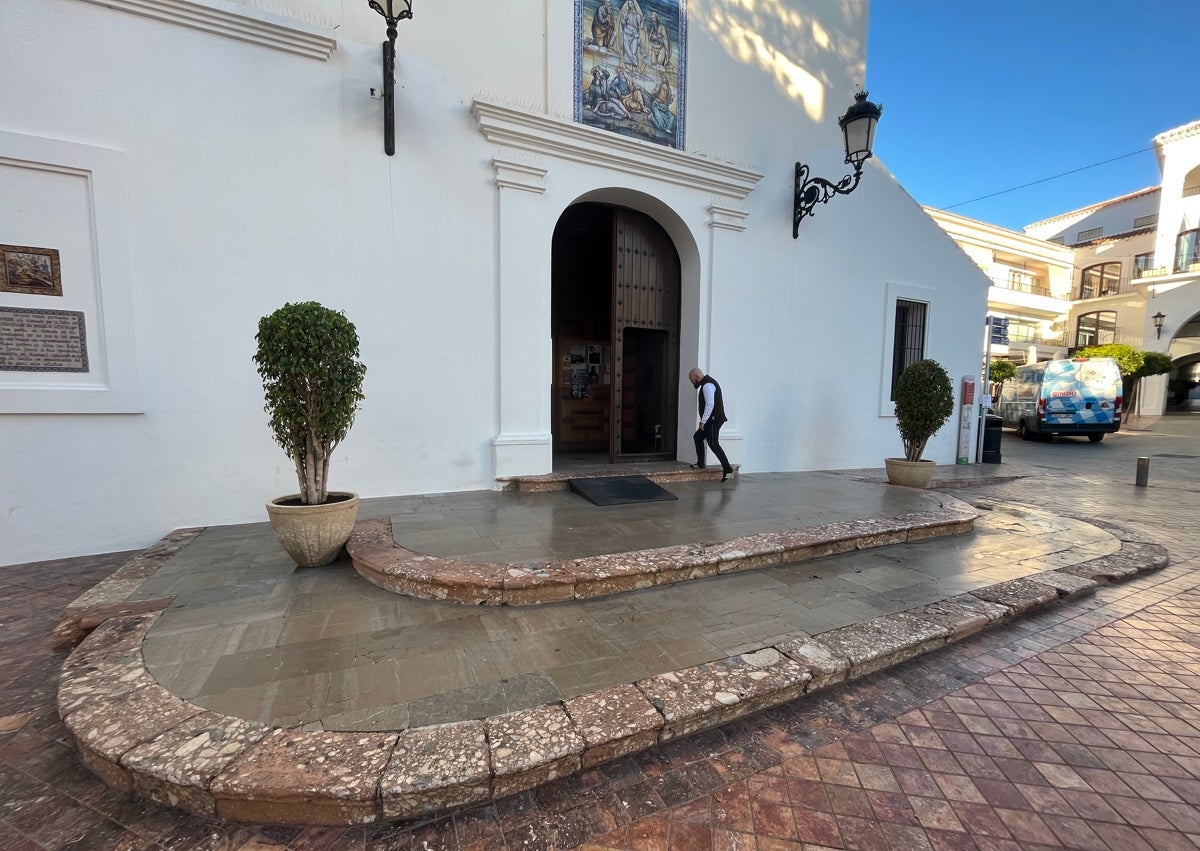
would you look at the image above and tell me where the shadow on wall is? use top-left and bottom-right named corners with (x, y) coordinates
top-left (691, 0), bottom-right (865, 121)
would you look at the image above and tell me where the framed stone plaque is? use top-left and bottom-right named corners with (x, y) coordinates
top-left (0, 306), bottom-right (88, 372)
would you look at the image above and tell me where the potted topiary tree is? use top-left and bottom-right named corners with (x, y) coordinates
top-left (254, 301), bottom-right (367, 566)
top-left (885, 358), bottom-right (954, 488)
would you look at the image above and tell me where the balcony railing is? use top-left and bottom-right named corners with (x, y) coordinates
top-left (1003, 328), bottom-right (1066, 347)
top-left (989, 274), bottom-right (1054, 299)
top-left (1075, 275), bottom-right (1142, 300)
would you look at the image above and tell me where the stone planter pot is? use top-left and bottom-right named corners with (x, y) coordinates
top-left (884, 458), bottom-right (935, 489)
top-left (265, 492), bottom-right (359, 567)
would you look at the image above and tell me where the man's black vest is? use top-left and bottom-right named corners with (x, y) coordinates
top-left (698, 376), bottom-right (727, 425)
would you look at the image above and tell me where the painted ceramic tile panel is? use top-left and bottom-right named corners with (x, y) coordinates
top-left (575, 0), bottom-right (686, 149)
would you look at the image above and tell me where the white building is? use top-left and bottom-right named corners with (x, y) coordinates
top-left (1, 0), bottom-right (989, 566)
top-left (1024, 119), bottom-right (1200, 417)
top-left (926, 208), bottom-right (1074, 367)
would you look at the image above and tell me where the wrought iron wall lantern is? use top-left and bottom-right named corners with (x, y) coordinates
top-left (368, 0), bottom-right (413, 156)
top-left (1153, 311), bottom-right (1166, 339)
top-left (793, 91), bottom-right (883, 238)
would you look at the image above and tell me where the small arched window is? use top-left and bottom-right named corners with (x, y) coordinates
top-left (1075, 311), bottom-right (1117, 348)
top-left (1079, 263), bottom-right (1121, 299)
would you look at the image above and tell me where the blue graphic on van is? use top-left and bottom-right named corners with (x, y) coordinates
top-left (998, 357), bottom-right (1123, 441)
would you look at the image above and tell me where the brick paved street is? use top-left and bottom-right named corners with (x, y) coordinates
top-left (3, 416), bottom-right (1199, 849)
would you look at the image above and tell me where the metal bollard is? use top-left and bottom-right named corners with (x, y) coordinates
top-left (1135, 457), bottom-right (1150, 487)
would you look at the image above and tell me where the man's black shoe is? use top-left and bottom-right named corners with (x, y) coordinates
top-left (721, 471), bottom-right (730, 482)
top-left (690, 463), bottom-right (705, 469)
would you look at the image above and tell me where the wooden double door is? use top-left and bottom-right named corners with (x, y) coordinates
top-left (552, 204), bottom-right (681, 461)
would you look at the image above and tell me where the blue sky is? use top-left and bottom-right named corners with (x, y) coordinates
top-left (867, 1), bottom-right (1196, 232)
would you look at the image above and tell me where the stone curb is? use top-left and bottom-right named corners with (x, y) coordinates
top-left (51, 527), bottom-right (203, 651)
top-left (347, 498), bottom-right (979, 606)
top-left (57, 522), bottom-right (1168, 827)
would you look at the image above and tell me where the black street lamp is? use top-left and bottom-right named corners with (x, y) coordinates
top-left (1153, 311), bottom-right (1166, 339)
top-left (368, 0), bottom-right (413, 156)
top-left (793, 91), bottom-right (883, 238)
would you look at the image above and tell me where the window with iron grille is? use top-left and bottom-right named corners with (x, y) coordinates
top-left (1079, 262), bottom-right (1121, 299)
top-left (1134, 214), bottom-right (1158, 229)
top-left (1075, 311), bottom-right (1117, 348)
top-left (890, 299), bottom-right (927, 399)
top-left (1077, 227), bottom-right (1103, 242)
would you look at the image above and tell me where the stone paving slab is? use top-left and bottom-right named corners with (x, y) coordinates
top-left (52, 483), bottom-right (1173, 828)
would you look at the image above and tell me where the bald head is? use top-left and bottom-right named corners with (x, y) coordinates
top-left (688, 368), bottom-right (704, 387)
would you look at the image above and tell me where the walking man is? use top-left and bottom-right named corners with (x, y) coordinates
top-left (688, 367), bottom-right (733, 481)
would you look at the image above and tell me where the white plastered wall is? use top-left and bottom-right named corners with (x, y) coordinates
top-left (1, 0), bottom-right (987, 565)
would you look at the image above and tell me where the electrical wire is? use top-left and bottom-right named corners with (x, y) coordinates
top-left (944, 146), bottom-right (1154, 210)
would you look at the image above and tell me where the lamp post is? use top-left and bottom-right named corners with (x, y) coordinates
top-left (793, 91), bottom-right (883, 238)
top-left (1153, 311), bottom-right (1166, 340)
top-left (368, 0), bottom-right (413, 156)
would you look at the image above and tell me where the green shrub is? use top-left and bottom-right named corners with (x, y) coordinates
top-left (895, 359), bottom-right (954, 462)
top-left (253, 302), bottom-right (366, 505)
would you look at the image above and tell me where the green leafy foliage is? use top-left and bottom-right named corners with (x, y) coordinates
top-left (1137, 351), bottom-right (1172, 379)
top-left (1075, 344), bottom-right (1172, 415)
top-left (894, 359), bottom-right (955, 462)
top-left (253, 302), bottom-right (366, 505)
top-left (1074, 343), bottom-right (1143, 379)
top-left (987, 359), bottom-right (1017, 386)
top-left (987, 359), bottom-right (1017, 398)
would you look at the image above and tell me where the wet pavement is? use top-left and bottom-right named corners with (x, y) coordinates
top-left (3, 414), bottom-right (1200, 848)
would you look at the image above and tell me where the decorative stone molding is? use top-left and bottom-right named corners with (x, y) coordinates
top-left (75, 0), bottom-right (338, 61)
top-left (491, 156), bottom-right (548, 194)
top-left (709, 199), bottom-right (750, 232)
top-left (472, 99), bottom-right (763, 199)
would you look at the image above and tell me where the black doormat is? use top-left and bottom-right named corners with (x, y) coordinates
top-left (568, 475), bottom-right (678, 506)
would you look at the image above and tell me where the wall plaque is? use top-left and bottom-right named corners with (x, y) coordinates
top-left (0, 306), bottom-right (89, 372)
top-left (1, 245), bottom-right (63, 296)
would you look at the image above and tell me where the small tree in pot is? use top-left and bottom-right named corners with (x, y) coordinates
top-left (254, 301), bottom-right (366, 565)
top-left (886, 358), bottom-right (954, 487)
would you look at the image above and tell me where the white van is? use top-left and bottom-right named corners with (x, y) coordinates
top-left (998, 357), bottom-right (1123, 442)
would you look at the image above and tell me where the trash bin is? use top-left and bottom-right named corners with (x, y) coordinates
top-left (982, 414), bottom-right (1003, 464)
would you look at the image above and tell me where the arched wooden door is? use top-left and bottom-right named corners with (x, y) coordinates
top-left (612, 209), bottom-right (680, 461)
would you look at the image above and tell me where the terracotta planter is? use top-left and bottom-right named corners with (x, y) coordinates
top-left (265, 492), bottom-right (359, 567)
top-left (884, 458), bottom-right (935, 489)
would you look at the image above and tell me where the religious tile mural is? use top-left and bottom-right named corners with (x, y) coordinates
top-left (574, 0), bottom-right (687, 150)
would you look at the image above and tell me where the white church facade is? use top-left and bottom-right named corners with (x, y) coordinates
top-left (1, 0), bottom-right (989, 566)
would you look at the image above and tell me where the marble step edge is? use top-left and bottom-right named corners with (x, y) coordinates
top-left (57, 529), bottom-right (1168, 828)
top-left (347, 497), bottom-right (978, 607)
top-left (498, 465), bottom-right (731, 493)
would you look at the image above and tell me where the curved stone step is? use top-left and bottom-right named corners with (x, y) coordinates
top-left (57, 524), bottom-right (1168, 827)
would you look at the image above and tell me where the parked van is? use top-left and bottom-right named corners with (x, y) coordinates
top-left (998, 357), bottom-right (1123, 442)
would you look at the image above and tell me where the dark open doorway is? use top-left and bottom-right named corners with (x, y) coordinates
top-left (551, 203), bottom-right (680, 464)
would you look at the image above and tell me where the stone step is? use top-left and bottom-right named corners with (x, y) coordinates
top-left (500, 461), bottom-right (730, 492)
